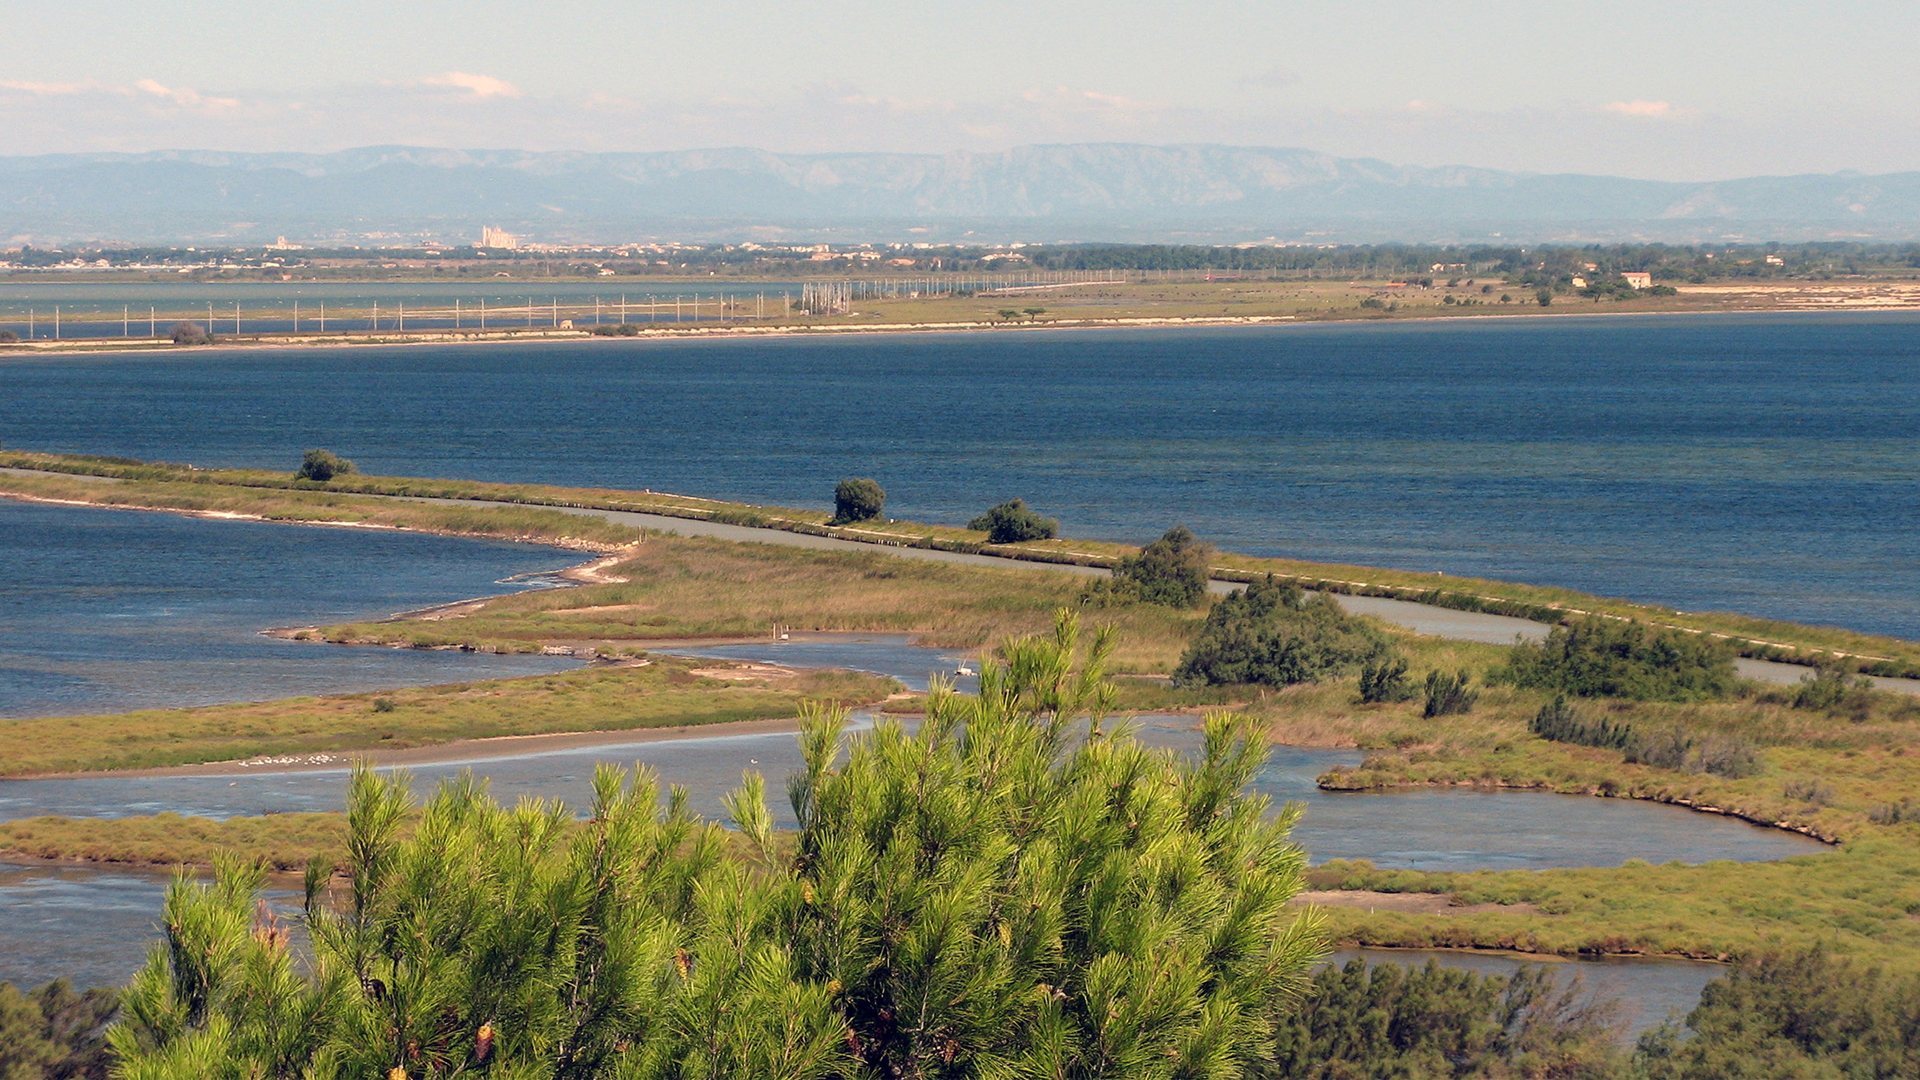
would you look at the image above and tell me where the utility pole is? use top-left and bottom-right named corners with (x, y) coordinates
top-left (293, 301), bottom-right (299, 334)
top-left (123, 305), bottom-right (129, 337)
top-left (149, 307), bottom-right (155, 337)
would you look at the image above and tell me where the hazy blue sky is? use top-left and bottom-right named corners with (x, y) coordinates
top-left (4, 0), bottom-right (1916, 180)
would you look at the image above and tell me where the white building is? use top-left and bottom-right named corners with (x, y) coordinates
top-left (479, 226), bottom-right (520, 250)
top-left (1623, 272), bottom-right (1653, 289)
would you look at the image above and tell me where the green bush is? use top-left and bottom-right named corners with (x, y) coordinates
top-left (588, 323), bottom-right (643, 336)
top-left (1621, 726), bottom-right (1764, 779)
top-left (1358, 655), bottom-right (1416, 703)
top-left (1499, 617), bottom-right (1736, 701)
top-left (1267, 959), bottom-right (1622, 1079)
top-left (1529, 695), bottom-right (1632, 750)
top-left (0, 979), bottom-right (117, 1078)
top-left (1634, 949), bottom-right (1920, 1078)
top-left (1422, 669), bottom-right (1478, 718)
top-left (1099, 524), bottom-right (1213, 608)
top-left (968, 498), bottom-right (1058, 544)
top-left (1870, 798), bottom-right (1920, 825)
top-left (1793, 661), bottom-right (1873, 711)
top-left (1781, 778), bottom-right (1834, 805)
top-left (1174, 576), bottom-right (1387, 688)
top-left (294, 448), bottom-right (356, 482)
top-left (829, 477), bottom-right (886, 525)
top-left (111, 615), bottom-right (1324, 1079)
top-left (168, 321), bottom-right (213, 345)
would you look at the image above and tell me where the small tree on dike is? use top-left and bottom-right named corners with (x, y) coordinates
top-left (830, 477), bottom-right (886, 525)
top-left (1111, 524), bottom-right (1213, 607)
top-left (295, 448), bottom-right (356, 482)
top-left (169, 322), bottom-right (213, 345)
top-left (109, 612), bottom-right (1326, 1078)
top-left (969, 497), bottom-right (1058, 544)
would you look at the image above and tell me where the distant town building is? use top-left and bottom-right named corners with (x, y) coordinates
top-left (1570, 276), bottom-right (1588, 289)
top-left (265, 236), bottom-right (302, 250)
top-left (1622, 272), bottom-right (1653, 289)
top-left (479, 226), bottom-right (519, 250)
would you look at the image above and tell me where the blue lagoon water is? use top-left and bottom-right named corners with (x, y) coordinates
top-left (0, 500), bottom-right (578, 717)
top-left (4, 312), bottom-right (1916, 637)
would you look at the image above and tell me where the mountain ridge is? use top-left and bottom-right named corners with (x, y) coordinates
top-left (2, 143), bottom-right (1917, 246)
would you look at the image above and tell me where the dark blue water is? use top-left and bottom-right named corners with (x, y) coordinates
top-left (0, 500), bottom-right (579, 718)
top-left (4, 313), bottom-right (1918, 637)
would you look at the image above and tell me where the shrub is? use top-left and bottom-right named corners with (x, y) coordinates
top-left (1530, 694), bottom-right (1632, 750)
top-left (1272, 959), bottom-right (1622, 1079)
top-left (1499, 617), bottom-right (1737, 701)
top-left (1782, 778), bottom-right (1834, 805)
top-left (1422, 669), bottom-right (1478, 717)
top-left (1623, 726), bottom-right (1692, 771)
top-left (1870, 798), bottom-right (1920, 825)
top-left (168, 321), bottom-right (213, 345)
top-left (1693, 734), bottom-right (1764, 779)
top-left (588, 322), bottom-right (642, 336)
top-left (1634, 949), bottom-right (1920, 1078)
top-left (0, 329), bottom-right (17, 344)
top-left (294, 448), bottom-right (356, 482)
top-left (0, 979), bottom-right (118, 1078)
top-left (968, 498), bottom-right (1058, 544)
top-left (1358, 654), bottom-right (1416, 703)
top-left (1174, 576), bottom-right (1387, 688)
top-left (1793, 660), bottom-right (1873, 711)
top-left (829, 476), bottom-right (885, 524)
top-left (109, 615), bottom-right (1325, 1078)
top-left (1108, 524), bottom-right (1212, 608)
top-left (1620, 726), bottom-right (1763, 778)
top-left (370, 697), bottom-right (396, 713)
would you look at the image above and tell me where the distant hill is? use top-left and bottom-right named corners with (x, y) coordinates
top-left (3, 143), bottom-right (1919, 246)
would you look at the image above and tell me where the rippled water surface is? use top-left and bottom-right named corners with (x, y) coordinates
top-left (5, 312), bottom-right (1918, 635)
top-left (0, 500), bottom-right (579, 717)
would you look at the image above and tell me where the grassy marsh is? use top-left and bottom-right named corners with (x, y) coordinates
top-left (0, 659), bottom-right (894, 776)
top-left (317, 533), bottom-right (1211, 674)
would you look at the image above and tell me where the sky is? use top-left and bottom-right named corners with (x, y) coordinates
top-left (3, 0), bottom-right (1917, 181)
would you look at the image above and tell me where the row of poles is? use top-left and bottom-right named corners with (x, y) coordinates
top-left (0, 270), bottom-right (1141, 338)
top-left (0, 294), bottom-right (803, 339)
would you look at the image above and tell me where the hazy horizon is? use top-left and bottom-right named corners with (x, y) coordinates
top-left (5, 1), bottom-right (1918, 183)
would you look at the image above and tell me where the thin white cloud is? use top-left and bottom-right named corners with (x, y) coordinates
top-left (0, 79), bottom-right (101, 96)
top-left (418, 72), bottom-right (521, 99)
top-left (1605, 99), bottom-right (1675, 118)
top-left (133, 79), bottom-right (239, 109)
top-left (0, 75), bottom-right (1907, 182)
